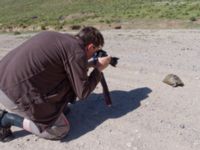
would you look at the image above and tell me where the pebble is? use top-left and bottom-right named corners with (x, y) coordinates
top-left (137, 134), bottom-right (142, 138)
top-left (133, 147), bottom-right (138, 150)
top-left (179, 124), bottom-right (185, 129)
top-left (193, 140), bottom-right (200, 146)
top-left (126, 142), bottom-right (132, 147)
top-left (26, 138), bottom-right (30, 141)
top-left (114, 25), bottom-right (122, 29)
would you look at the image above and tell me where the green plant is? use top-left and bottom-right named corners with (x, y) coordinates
top-left (14, 31), bottom-right (21, 35)
top-left (190, 16), bottom-right (197, 21)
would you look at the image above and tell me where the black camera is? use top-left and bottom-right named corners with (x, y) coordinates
top-left (93, 49), bottom-right (119, 67)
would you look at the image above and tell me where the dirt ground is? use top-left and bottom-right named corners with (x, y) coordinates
top-left (0, 29), bottom-right (200, 150)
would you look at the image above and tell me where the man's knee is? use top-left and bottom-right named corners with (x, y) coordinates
top-left (44, 125), bottom-right (70, 140)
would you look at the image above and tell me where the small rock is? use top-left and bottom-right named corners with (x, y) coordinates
top-left (126, 142), bottom-right (132, 148)
top-left (193, 140), bottom-right (200, 146)
top-left (26, 138), bottom-right (30, 141)
top-left (179, 124), bottom-right (185, 129)
top-left (14, 31), bottom-right (21, 35)
top-left (137, 134), bottom-right (141, 138)
top-left (114, 25), bottom-right (122, 29)
top-left (58, 15), bottom-right (64, 20)
top-left (133, 147), bottom-right (138, 150)
top-left (71, 25), bottom-right (81, 30)
top-left (31, 16), bottom-right (38, 19)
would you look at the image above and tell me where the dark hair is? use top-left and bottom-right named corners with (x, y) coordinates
top-left (76, 26), bottom-right (104, 48)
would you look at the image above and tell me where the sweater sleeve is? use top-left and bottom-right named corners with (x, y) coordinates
top-left (64, 51), bottom-right (102, 99)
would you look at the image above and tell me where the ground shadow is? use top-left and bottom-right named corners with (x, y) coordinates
top-left (12, 130), bottom-right (30, 139)
top-left (62, 87), bottom-right (152, 142)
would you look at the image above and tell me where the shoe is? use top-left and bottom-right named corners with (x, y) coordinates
top-left (0, 127), bottom-right (13, 142)
top-left (0, 109), bottom-right (13, 142)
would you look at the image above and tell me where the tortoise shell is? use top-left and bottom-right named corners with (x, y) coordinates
top-left (163, 74), bottom-right (184, 87)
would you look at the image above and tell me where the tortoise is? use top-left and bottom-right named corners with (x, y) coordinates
top-left (163, 74), bottom-right (184, 87)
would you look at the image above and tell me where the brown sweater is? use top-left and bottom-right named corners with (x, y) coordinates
top-left (0, 31), bottom-right (101, 131)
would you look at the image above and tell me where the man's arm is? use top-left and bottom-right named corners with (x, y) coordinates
top-left (64, 52), bottom-right (102, 99)
top-left (88, 56), bottom-right (111, 71)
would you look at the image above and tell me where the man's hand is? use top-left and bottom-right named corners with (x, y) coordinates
top-left (87, 56), bottom-right (111, 72)
top-left (97, 56), bottom-right (111, 72)
top-left (87, 60), bottom-right (95, 68)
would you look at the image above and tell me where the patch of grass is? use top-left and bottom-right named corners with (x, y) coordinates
top-left (1, 0), bottom-right (200, 30)
top-left (14, 31), bottom-right (21, 35)
top-left (190, 16), bottom-right (197, 22)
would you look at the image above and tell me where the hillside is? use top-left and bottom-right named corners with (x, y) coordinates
top-left (1, 0), bottom-right (200, 31)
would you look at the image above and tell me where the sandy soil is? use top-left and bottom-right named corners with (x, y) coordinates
top-left (0, 29), bottom-right (200, 150)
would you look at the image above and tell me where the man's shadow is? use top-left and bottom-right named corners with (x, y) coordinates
top-left (62, 87), bottom-right (152, 142)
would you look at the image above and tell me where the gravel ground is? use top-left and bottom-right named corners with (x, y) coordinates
top-left (0, 29), bottom-right (200, 150)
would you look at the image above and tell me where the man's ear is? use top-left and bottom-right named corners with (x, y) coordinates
top-left (87, 43), bottom-right (95, 50)
top-left (85, 43), bottom-right (95, 59)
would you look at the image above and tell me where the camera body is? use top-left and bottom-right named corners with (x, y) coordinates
top-left (93, 49), bottom-right (119, 67)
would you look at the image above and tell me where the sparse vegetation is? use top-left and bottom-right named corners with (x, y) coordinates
top-left (0, 0), bottom-right (200, 31)
top-left (13, 31), bottom-right (21, 35)
top-left (190, 16), bottom-right (197, 22)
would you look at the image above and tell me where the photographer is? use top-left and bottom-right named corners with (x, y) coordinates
top-left (0, 27), bottom-right (111, 141)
